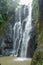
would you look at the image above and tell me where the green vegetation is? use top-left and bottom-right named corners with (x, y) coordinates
top-left (0, 56), bottom-right (31, 65)
top-left (0, 0), bottom-right (8, 35)
top-left (31, 48), bottom-right (43, 65)
top-left (0, 0), bottom-right (19, 36)
top-left (32, 0), bottom-right (39, 41)
top-left (31, 0), bottom-right (43, 65)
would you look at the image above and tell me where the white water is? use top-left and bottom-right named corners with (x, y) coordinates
top-left (20, 0), bottom-right (33, 57)
top-left (13, 22), bottom-right (22, 55)
top-left (13, 0), bottom-right (33, 57)
top-left (14, 58), bottom-right (32, 61)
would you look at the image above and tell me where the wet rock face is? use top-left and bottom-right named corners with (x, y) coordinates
top-left (4, 23), bottom-right (13, 49)
top-left (39, 0), bottom-right (43, 20)
top-left (0, 39), bottom-right (2, 54)
top-left (0, 23), bottom-right (14, 55)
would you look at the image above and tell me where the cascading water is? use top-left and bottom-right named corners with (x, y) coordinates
top-left (13, 0), bottom-right (33, 57)
top-left (13, 8), bottom-right (23, 55)
top-left (20, 0), bottom-right (33, 57)
top-left (13, 22), bottom-right (22, 55)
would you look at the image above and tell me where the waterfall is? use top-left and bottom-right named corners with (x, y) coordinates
top-left (13, 22), bottom-right (22, 55)
top-left (13, 0), bottom-right (33, 57)
top-left (20, 0), bottom-right (33, 57)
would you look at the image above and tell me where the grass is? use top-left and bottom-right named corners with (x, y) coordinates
top-left (0, 56), bottom-right (31, 65)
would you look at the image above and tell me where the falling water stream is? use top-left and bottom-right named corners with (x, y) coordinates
top-left (13, 0), bottom-right (33, 58)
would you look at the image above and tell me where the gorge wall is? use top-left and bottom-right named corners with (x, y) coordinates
top-left (31, 0), bottom-right (43, 65)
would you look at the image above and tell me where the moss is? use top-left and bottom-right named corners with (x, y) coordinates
top-left (32, 0), bottom-right (39, 46)
top-left (31, 0), bottom-right (43, 65)
top-left (31, 48), bottom-right (43, 65)
top-left (32, 0), bottom-right (43, 50)
top-left (38, 31), bottom-right (43, 45)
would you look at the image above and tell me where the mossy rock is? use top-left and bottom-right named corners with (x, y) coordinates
top-left (31, 46), bottom-right (43, 65)
top-left (31, 0), bottom-right (43, 64)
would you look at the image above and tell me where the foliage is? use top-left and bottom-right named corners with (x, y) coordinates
top-left (31, 0), bottom-right (43, 65)
top-left (32, 0), bottom-right (39, 47)
top-left (32, 0), bottom-right (43, 45)
top-left (0, 0), bottom-right (8, 35)
top-left (31, 48), bottom-right (43, 65)
top-left (0, 0), bottom-right (19, 36)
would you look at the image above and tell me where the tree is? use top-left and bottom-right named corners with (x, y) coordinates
top-left (0, 0), bottom-right (19, 36)
top-left (0, 0), bottom-right (8, 35)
